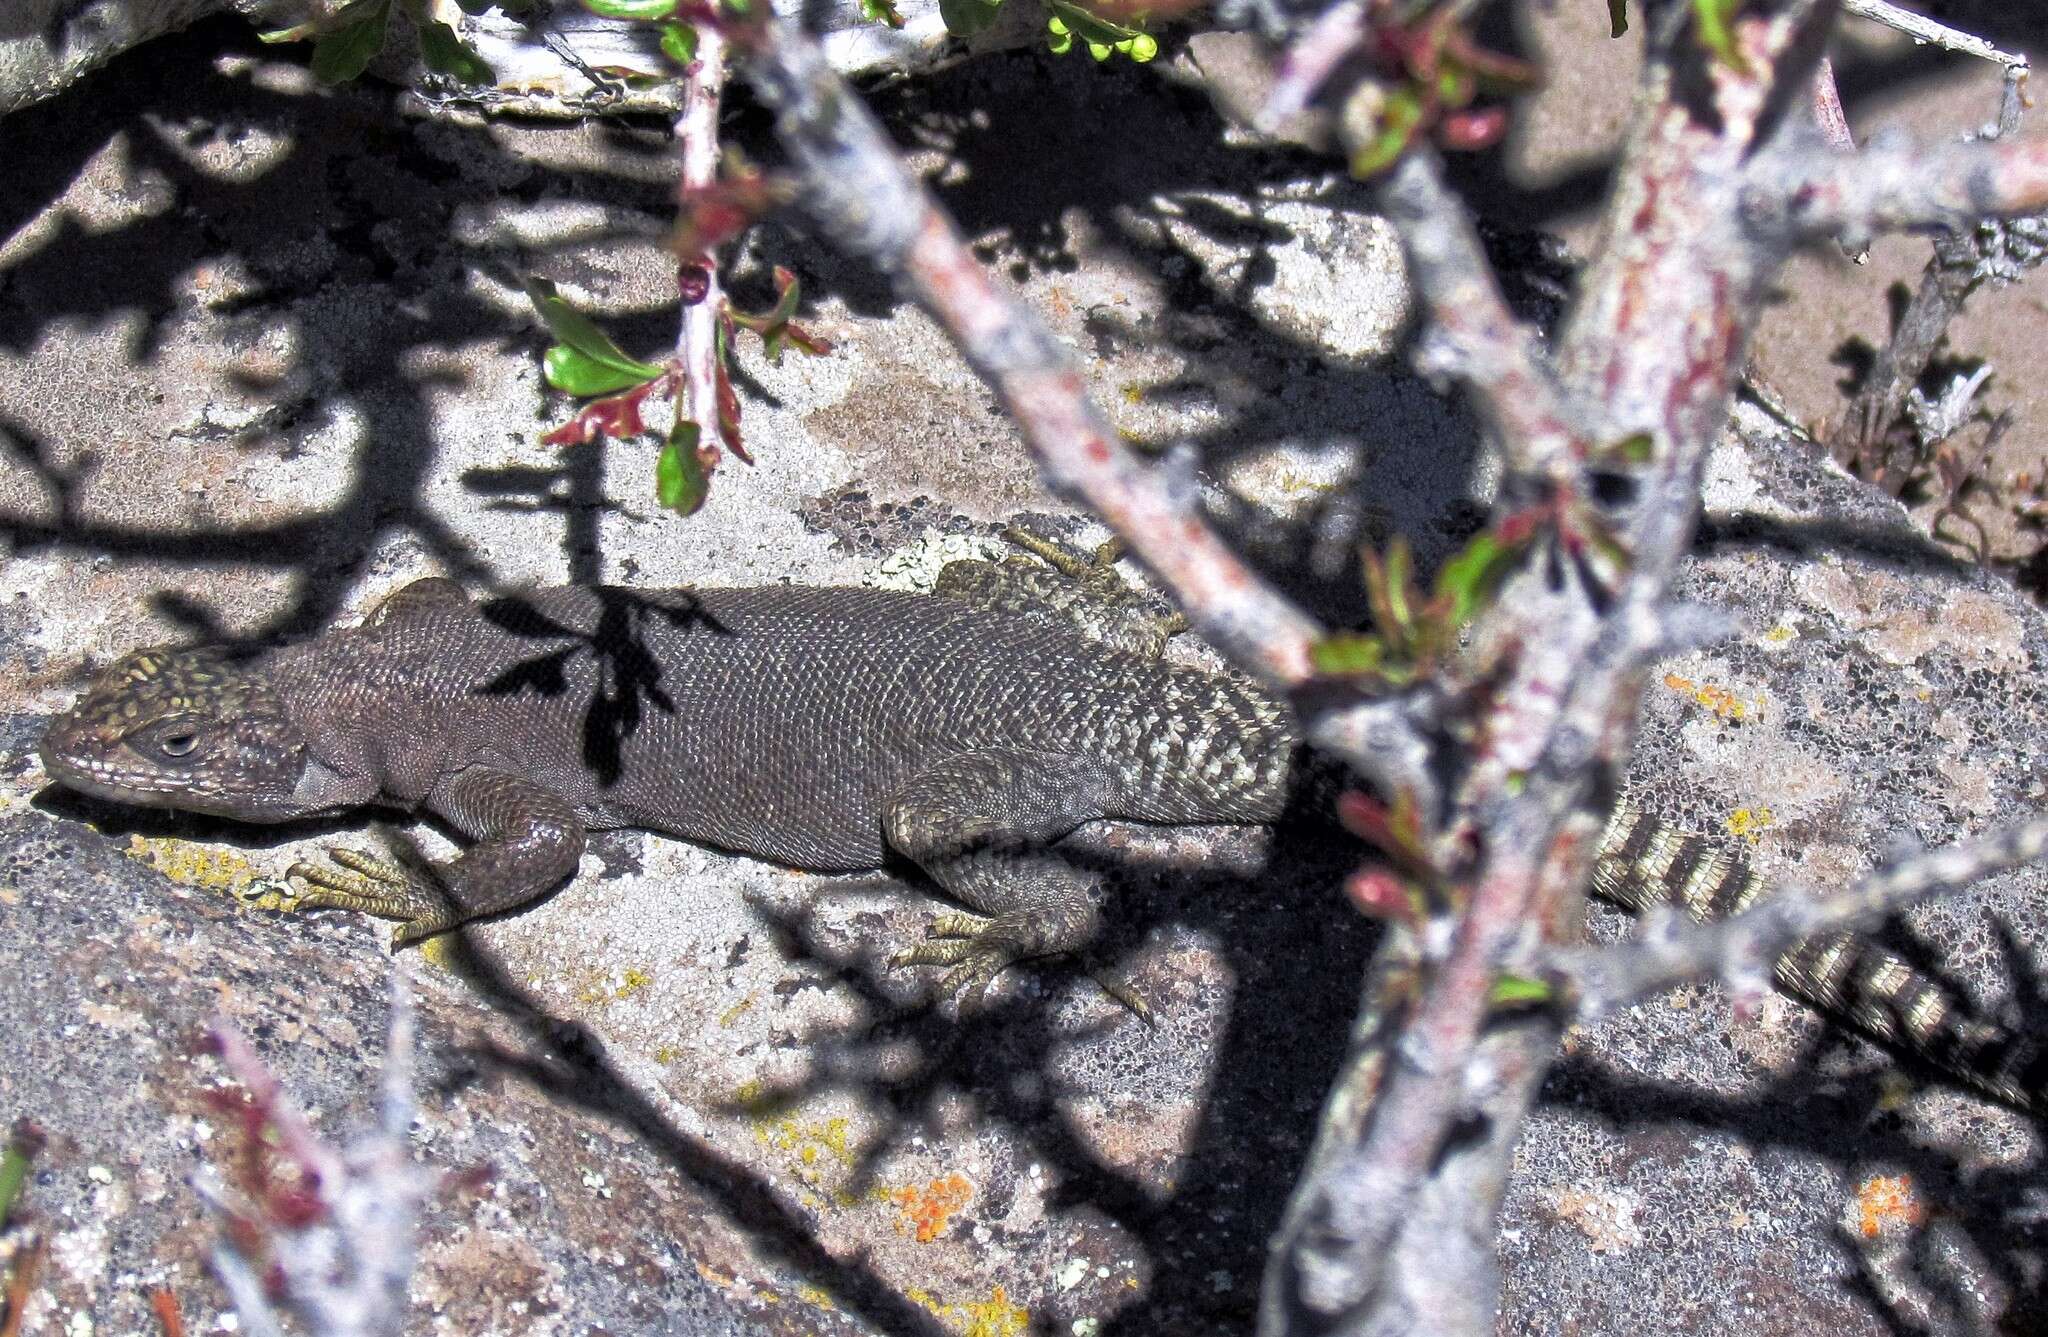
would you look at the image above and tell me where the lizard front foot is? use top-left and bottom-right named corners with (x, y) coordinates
top-left (890, 912), bottom-right (1155, 1022)
top-left (251, 848), bottom-right (460, 947)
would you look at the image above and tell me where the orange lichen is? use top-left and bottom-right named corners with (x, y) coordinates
top-left (892, 1173), bottom-right (974, 1243)
top-left (1662, 673), bottom-right (1757, 723)
top-left (1855, 1174), bottom-right (1926, 1238)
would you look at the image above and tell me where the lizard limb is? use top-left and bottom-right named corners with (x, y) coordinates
top-left (883, 748), bottom-right (1118, 1011)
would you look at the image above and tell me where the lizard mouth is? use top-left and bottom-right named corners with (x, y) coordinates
top-left (38, 751), bottom-right (195, 808)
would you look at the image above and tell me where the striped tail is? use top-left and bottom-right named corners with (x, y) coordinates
top-left (1592, 803), bottom-right (2048, 1114)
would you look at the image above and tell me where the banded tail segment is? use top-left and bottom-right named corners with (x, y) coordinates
top-left (1592, 804), bottom-right (2047, 1114)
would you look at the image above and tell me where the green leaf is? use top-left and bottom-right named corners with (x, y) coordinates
top-left (1350, 85), bottom-right (1425, 177)
top-left (1434, 531), bottom-right (1522, 631)
top-left (0, 1129), bottom-right (33, 1232)
top-left (524, 277), bottom-right (665, 385)
top-left (1086, 39), bottom-right (1111, 60)
top-left (310, 2), bottom-right (391, 82)
top-left (659, 20), bottom-right (698, 63)
top-left (940, 0), bottom-right (1004, 37)
top-left (582, 0), bottom-right (678, 17)
top-left (1383, 539), bottom-right (1414, 636)
top-left (1490, 974), bottom-right (1553, 1007)
top-left (544, 345), bottom-right (659, 396)
top-left (1609, 431), bottom-right (1654, 464)
top-left (259, 20), bottom-right (323, 43)
top-left (1309, 633), bottom-right (1395, 678)
top-left (1046, 23), bottom-right (1073, 53)
top-left (1606, 0), bottom-right (1628, 37)
top-left (657, 421), bottom-right (709, 514)
top-left (1690, 0), bottom-right (1747, 70)
top-left (418, 20), bottom-right (495, 82)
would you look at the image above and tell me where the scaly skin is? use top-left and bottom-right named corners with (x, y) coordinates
top-left (35, 556), bottom-right (2047, 1111)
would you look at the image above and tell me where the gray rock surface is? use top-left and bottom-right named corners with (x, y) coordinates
top-left (1, 25), bottom-right (2043, 1337)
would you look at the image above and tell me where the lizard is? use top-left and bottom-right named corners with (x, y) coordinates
top-left (33, 536), bottom-right (2048, 1115)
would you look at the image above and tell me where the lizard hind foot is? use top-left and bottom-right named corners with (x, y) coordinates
top-left (889, 912), bottom-right (1156, 1023)
top-left (281, 847), bottom-right (460, 948)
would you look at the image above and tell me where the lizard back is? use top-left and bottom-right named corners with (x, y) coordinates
top-left (263, 585), bottom-right (1300, 871)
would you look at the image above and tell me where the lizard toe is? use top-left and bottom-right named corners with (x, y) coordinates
top-left (890, 938), bottom-right (978, 969)
top-left (285, 847), bottom-right (450, 928)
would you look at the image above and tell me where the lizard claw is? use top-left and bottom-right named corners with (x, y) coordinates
top-left (889, 911), bottom-right (1156, 1023)
top-left (281, 847), bottom-right (458, 947)
top-left (889, 911), bottom-right (1015, 1011)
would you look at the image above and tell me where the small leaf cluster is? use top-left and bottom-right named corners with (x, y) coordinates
top-left (524, 269), bottom-right (829, 516)
top-left (580, 0), bottom-right (727, 65)
top-left (1308, 527), bottom-right (1530, 689)
top-left (1338, 0), bottom-right (1536, 177)
top-left (262, 0), bottom-right (520, 85)
top-left (1046, 0), bottom-right (1157, 63)
top-left (933, 0), bottom-right (1161, 63)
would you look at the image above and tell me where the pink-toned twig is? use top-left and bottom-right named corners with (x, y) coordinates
top-left (197, 971), bottom-right (427, 1337)
top-left (676, 31), bottom-right (729, 431)
top-left (1810, 56), bottom-right (1854, 153)
top-left (1749, 128), bottom-right (2048, 244)
top-left (735, 25), bottom-right (1328, 691)
top-left (1375, 153), bottom-right (1582, 477)
top-left (1257, 0), bottom-right (1371, 129)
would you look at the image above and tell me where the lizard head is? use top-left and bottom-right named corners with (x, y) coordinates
top-left (39, 648), bottom-right (339, 822)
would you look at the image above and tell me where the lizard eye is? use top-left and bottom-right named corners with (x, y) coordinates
top-left (135, 719), bottom-right (207, 761)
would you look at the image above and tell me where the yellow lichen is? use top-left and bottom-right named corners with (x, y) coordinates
top-left (614, 967), bottom-right (653, 1000)
top-left (417, 935), bottom-right (463, 971)
top-left (124, 835), bottom-right (260, 894)
top-left (718, 997), bottom-right (754, 1027)
top-left (739, 1086), bottom-right (854, 1183)
top-left (1723, 807), bottom-right (1775, 843)
top-left (796, 1284), bottom-right (836, 1311)
top-left (890, 1173), bottom-right (973, 1243)
top-left (907, 1285), bottom-right (1029, 1337)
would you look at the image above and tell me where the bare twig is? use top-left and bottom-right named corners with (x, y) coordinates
top-left (197, 970), bottom-right (425, 1337)
top-left (1840, 0), bottom-right (2029, 73)
top-left (1554, 813), bottom-right (2048, 1021)
top-left (1257, 0), bottom-right (1370, 128)
top-left (1374, 153), bottom-right (1583, 478)
top-left (1827, 69), bottom-right (2040, 485)
top-left (1748, 122), bottom-right (2048, 245)
top-left (677, 31), bottom-right (729, 431)
top-left (734, 23), bottom-right (1330, 691)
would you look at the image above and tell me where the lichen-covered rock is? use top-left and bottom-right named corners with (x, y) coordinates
top-left (1, 28), bottom-right (2041, 1337)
